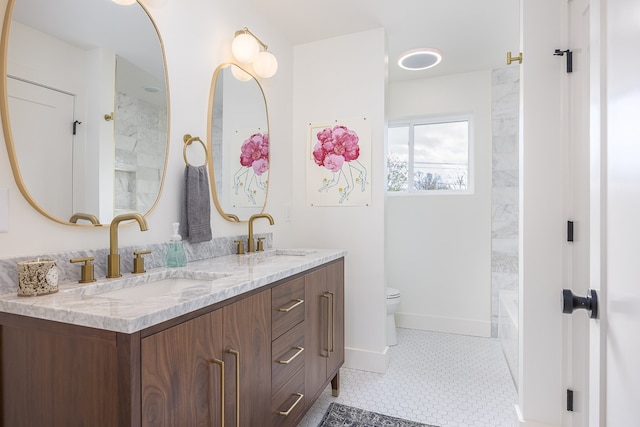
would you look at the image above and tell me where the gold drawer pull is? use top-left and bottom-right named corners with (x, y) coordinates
top-left (277, 393), bottom-right (304, 416)
top-left (208, 358), bottom-right (225, 427)
top-left (227, 349), bottom-right (240, 427)
top-left (278, 299), bottom-right (304, 312)
top-left (277, 346), bottom-right (304, 364)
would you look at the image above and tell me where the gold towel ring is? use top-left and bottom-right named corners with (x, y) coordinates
top-left (183, 134), bottom-right (208, 166)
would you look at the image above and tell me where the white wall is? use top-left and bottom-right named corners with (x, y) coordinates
top-left (0, 0), bottom-right (389, 374)
top-left (286, 29), bottom-right (388, 372)
top-left (0, 0), bottom-right (293, 256)
top-left (386, 71), bottom-right (493, 337)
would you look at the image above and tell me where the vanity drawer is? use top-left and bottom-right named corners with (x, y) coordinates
top-left (272, 321), bottom-right (305, 392)
top-left (271, 366), bottom-right (305, 427)
top-left (272, 276), bottom-right (305, 339)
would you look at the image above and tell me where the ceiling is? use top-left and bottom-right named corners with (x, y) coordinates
top-left (245, 0), bottom-right (520, 82)
top-left (10, 0), bottom-right (519, 84)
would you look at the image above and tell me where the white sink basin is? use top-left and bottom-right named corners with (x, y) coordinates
top-left (93, 277), bottom-right (213, 301)
top-left (274, 249), bottom-right (318, 256)
top-left (64, 271), bottom-right (230, 302)
top-left (245, 248), bottom-right (318, 259)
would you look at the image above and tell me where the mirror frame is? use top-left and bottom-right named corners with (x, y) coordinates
top-left (0, 0), bottom-right (171, 226)
top-left (207, 62), bottom-right (270, 222)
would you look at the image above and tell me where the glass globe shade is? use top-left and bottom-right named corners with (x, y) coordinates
top-left (253, 51), bottom-right (278, 78)
top-left (230, 65), bottom-right (253, 82)
top-left (142, 0), bottom-right (168, 7)
top-left (112, 0), bottom-right (137, 5)
top-left (232, 33), bottom-right (259, 63)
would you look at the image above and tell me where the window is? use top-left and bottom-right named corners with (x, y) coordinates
top-left (387, 118), bottom-right (470, 193)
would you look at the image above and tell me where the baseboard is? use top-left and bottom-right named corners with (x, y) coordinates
top-left (396, 312), bottom-right (491, 337)
top-left (344, 345), bottom-right (389, 373)
top-left (513, 404), bottom-right (559, 427)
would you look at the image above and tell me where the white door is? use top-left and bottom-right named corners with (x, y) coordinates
top-left (564, 0), bottom-right (591, 426)
top-left (588, 0), bottom-right (640, 425)
top-left (7, 77), bottom-right (75, 220)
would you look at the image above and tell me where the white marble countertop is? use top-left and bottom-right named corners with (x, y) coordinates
top-left (0, 248), bottom-right (346, 334)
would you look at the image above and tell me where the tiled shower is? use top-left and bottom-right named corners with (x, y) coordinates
top-left (491, 67), bottom-right (519, 385)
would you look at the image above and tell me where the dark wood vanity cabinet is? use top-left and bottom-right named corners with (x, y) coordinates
top-left (140, 290), bottom-right (271, 427)
top-left (0, 258), bottom-right (344, 427)
top-left (141, 308), bottom-right (224, 426)
top-left (0, 315), bottom-right (120, 426)
top-left (304, 258), bottom-right (345, 403)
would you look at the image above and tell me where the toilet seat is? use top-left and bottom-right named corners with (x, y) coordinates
top-left (387, 287), bottom-right (400, 299)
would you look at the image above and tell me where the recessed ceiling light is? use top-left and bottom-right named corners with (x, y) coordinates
top-left (398, 48), bottom-right (443, 71)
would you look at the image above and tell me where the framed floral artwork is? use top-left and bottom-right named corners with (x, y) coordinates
top-left (306, 118), bottom-right (371, 206)
top-left (225, 128), bottom-right (269, 208)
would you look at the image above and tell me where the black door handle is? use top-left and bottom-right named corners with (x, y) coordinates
top-left (562, 289), bottom-right (598, 319)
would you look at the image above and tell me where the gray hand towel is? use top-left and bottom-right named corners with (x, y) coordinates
top-left (179, 165), bottom-right (212, 243)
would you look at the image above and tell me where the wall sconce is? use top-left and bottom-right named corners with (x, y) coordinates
top-left (231, 27), bottom-right (278, 79)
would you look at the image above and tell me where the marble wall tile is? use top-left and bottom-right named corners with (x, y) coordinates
top-left (0, 233), bottom-right (272, 296)
top-left (491, 67), bottom-right (520, 338)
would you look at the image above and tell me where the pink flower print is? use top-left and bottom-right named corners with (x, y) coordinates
top-left (240, 133), bottom-right (269, 172)
top-left (323, 153), bottom-right (345, 172)
top-left (313, 142), bottom-right (326, 167)
top-left (252, 158), bottom-right (269, 175)
top-left (313, 125), bottom-right (360, 171)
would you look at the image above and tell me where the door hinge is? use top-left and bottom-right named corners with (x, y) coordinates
top-left (567, 220), bottom-right (574, 242)
top-left (567, 389), bottom-right (574, 412)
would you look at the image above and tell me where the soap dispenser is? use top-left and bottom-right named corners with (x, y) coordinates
top-left (165, 223), bottom-right (187, 267)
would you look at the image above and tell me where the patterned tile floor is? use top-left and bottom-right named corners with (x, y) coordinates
top-left (297, 328), bottom-right (517, 427)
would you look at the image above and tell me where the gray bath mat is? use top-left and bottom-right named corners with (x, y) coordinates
top-left (318, 402), bottom-right (439, 427)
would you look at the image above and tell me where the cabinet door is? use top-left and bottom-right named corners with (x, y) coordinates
top-left (304, 267), bottom-right (328, 401)
top-left (1, 322), bottom-right (118, 427)
top-left (326, 259), bottom-right (344, 376)
top-left (223, 290), bottom-right (271, 427)
top-left (141, 309), bottom-right (224, 427)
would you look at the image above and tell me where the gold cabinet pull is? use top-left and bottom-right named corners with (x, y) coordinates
top-left (277, 347), bottom-right (304, 364)
top-left (277, 393), bottom-right (304, 416)
top-left (278, 299), bottom-right (304, 312)
top-left (507, 51), bottom-right (523, 65)
top-left (328, 291), bottom-right (335, 353)
top-left (227, 349), bottom-right (240, 427)
top-left (322, 293), bottom-right (332, 357)
top-left (209, 358), bottom-right (225, 427)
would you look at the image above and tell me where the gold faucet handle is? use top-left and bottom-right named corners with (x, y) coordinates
top-left (256, 237), bottom-right (265, 252)
top-left (133, 250), bottom-right (151, 274)
top-left (234, 240), bottom-right (245, 255)
top-left (70, 257), bottom-right (96, 284)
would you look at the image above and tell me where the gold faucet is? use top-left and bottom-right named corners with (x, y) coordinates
top-left (69, 212), bottom-right (100, 225)
top-left (247, 213), bottom-right (274, 252)
top-left (107, 213), bottom-right (148, 278)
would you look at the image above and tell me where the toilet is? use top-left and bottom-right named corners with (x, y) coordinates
top-left (386, 287), bottom-right (401, 346)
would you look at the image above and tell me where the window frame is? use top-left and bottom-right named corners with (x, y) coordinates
top-left (386, 114), bottom-right (474, 195)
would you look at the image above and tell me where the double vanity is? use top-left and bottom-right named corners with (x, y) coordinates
top-left (0, 0), bottom-right (345, 425)
top-left (0, 248), bottom-right (345, 426)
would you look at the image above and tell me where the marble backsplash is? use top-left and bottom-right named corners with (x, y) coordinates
top-left (0, 233), bottom-right (272, 296)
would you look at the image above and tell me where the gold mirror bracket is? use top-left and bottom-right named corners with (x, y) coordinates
top-left (104, 112), bottom-right (114, 121)
top-left (507, 51), bottom-right (523, 65)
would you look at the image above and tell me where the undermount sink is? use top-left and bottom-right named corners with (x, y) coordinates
top-left (245, 248), bottom-right (318, 259)
top-left (274, 249), bottom-right (317, 256)
top-left (90, 277), bottom-right (214, 301)
top-left (64, 271), bottom-right (230, 302)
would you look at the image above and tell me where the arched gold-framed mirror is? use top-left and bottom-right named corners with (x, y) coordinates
top-left (207, 63), bottom-right (269, 222)
top-left (0, 0), bottom-right (170, 226)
